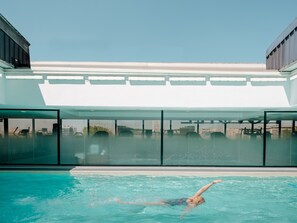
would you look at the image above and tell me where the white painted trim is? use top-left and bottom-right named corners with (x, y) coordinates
top-left (5, 75), bottom-right (43, 80)
top-left (250, 77), bottom-right (287, 82)
top-left (169, 77), bottom-right (206, 81)
top-left (210, 77), bottom-right (246, 82)
top-left (88, 76), bottom-right (125, 81)
top-left (47, 76), bottom-right (84, 80)
top-left (129, 76), bottom-right (165, 81)
top-left (31, 61), bottom-right (282, 76)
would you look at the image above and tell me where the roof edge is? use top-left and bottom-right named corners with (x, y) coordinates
top-left (266, 17), bottom-right (297, 56)
top-left (0, 13), bottom-right (30, 49)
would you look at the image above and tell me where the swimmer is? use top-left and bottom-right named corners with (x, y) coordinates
top-left (116, 179), bottom-right (222, 219)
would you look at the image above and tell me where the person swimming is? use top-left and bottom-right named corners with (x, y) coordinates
top-left (116, 179), bottom-right (222, 219)
top-left (163, 198), bottom-right (188, 206)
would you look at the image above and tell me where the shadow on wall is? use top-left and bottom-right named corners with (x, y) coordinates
top-left (6, 79), bottom-right (47, 107)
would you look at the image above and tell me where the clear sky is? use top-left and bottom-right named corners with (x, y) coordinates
top-left (1, 0), bottom-right (297, 63)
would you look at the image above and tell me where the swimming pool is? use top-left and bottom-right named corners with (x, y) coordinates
top-left (0, 172), bottom-right (297, 222)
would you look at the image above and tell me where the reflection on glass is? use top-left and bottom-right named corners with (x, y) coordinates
top-left (163, 119), bottom-right (263, 166)
top-left (34, 119), bottom-right (58, 164)
top-left (61, 120), bottom-right (87, 165)
top-left (61, 119), bottom-right (161, 165)
top-left (0, 120), bottom-right (3, 138)
top-left (0, 110), bottom-right (59, 165)
top-left (266, 115), bottom-right (297, 166)
top-left (112, 120), bottom-right (160, 165)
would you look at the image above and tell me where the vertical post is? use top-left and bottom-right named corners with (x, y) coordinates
top-left (224, 123), bottom-right (227, 136)
top-left (263, 112), bottom-right (267, 166)
top-left (293, 120), bottom-right (296, 133)
top-left (197, 121), bottom-right (200, 134)
top-left (160, 110), bottom-right (164, 166)
top-left (87, 119), bottom-right (90, 136)
top-left (4, 118), bottom-right (8, 162)
top-left (4, 118), bottom-right (8, 138)
top-left (32, 118), bottom-right (35, 137)
top-left (142, 120), bottom-right (145, 136)
top-left (251, 122), bottom-right (254, 133)
top-left (278, 120), bottom-right (282, 138)
top-left (57, 110), bottom-right (61, 165)
top-left (32, 118), bottom-right (35, 161)
top-left (115, 120), bottom-right (118, 135)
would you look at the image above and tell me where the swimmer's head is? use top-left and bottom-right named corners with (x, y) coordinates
top-left (188, 196), bottom-right (205, 207)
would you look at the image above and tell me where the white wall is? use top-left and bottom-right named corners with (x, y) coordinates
top-left (38, 81), bottom-right (290, 108)
top-left (5, 78), bottom-right (46, 107)
top-left (3, 77), bottom-right (290, 109)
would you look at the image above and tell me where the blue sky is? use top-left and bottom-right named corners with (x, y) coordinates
top-left (1, 0), bottom-right (297, 63)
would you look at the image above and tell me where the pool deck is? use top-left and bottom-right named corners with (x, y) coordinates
top-left (1, 165), bottom-right (297, 176)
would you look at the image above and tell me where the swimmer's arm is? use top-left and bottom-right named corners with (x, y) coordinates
top-left (194, 179), bottom-right (222, 196)
top-left (179, 205), bottom-right (193, 220)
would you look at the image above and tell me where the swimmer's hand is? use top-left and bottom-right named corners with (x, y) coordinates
top-left (212, 179), bottom-right (222, 184)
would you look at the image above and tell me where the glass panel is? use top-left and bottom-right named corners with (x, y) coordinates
top-left (226, 121), bottom-right (263, 166)
top-left (34, 119), bottom-right (58, 164)
top-left (60, 110), bottom-right (161, 165)
top-left (81, 120), bottom-right (115, 165)
top-left (6, 118), bottom-right (33, 163)
top-left (72, 118), bottom-right (161, 165)
top-left (163, 111), bottom-right (263, 166)
top-left (0, 109), bottom-right (59, 164)
top-left (266, 113), bottom-right (297, 166)
top-left (111, 120), bottom-right (161, 165)
top-left (60, 119), bottom-right (88, 165)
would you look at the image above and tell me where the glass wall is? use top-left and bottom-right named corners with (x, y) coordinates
top-left (1, 109), bottom-right (297, 167)
top-left (60, 110), bottom-right (161, 165)
top-left (163, 111), bottom-right (263, 166)
top-left (265, 112), bottom-right (297, 166)
top-left (0, 109), bottom-right (59, 164)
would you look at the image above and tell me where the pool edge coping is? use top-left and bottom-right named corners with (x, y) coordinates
top-left (1, 166), bottom-right (297, 176)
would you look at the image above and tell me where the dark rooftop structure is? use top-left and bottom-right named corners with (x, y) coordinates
top-left (266, 17), bottom-right (297, 71)
top-left (0, 13), bottom-right (30, 68)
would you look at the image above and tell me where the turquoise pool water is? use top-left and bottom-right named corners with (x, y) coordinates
top-left (0, 172), bottom-right (297, 223)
